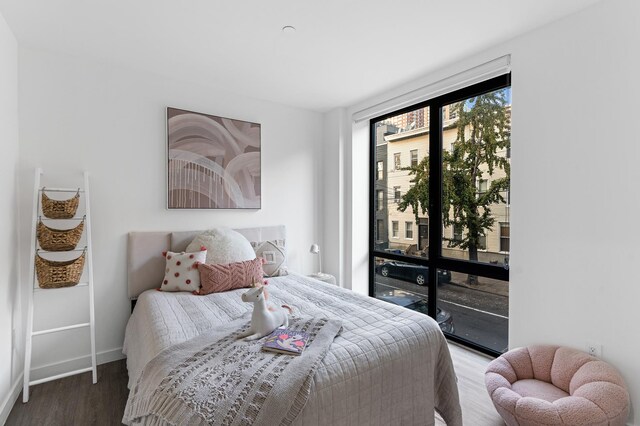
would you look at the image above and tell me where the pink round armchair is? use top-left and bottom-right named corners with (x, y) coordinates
top-left (485, 345), bottom-right (629, 426)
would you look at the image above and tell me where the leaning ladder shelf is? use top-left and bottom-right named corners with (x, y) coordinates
top-left (23, 169), bottom-right (97, 402)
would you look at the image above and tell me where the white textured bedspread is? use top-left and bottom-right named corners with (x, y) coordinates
top-left (123, 274), bottom-right (462, 426)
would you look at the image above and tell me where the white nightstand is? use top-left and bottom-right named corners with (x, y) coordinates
top-left (308, 273), bottom-right (337, 286)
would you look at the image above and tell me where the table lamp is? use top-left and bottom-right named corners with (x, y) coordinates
top-left (309, 243), bottom-right (325, 276)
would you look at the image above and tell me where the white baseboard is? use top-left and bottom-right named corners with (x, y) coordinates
top-left (0, 374), bottom-right (23, 425)
top-left (29, 347), bottom-right (125, 383)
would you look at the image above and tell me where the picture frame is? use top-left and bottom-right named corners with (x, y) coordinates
top-left (166, 107), bottom-right (261, 209)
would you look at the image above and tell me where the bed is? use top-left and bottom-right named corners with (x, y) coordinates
top-left (123, 226), bottom-right (462, 425)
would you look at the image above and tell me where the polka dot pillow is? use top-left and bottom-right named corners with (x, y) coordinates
top-left (159, 248), bottom-right (207, 292)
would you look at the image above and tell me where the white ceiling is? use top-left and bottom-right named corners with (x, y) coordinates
top-left (0, 0), bottom-right (602, 111)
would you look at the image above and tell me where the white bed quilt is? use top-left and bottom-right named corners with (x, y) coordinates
top-left (123, 274), bottom-right (462, 426)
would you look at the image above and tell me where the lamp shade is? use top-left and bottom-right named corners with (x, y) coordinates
top-left (309, 243), bottom-right (323, 275)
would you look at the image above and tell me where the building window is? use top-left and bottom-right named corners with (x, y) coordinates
top-left (376, 219), bottom-right (384, 241)
top-left (453, 224), bottom-right (463, 242)
top-left (394, 153), bottom-right (401, 170)
top-left (376, 161), bottom-right (384, 180)
top-left (478, 235), bottom-right (487, 250)
top-left (449, 104), bottom-right (458, 120)
top-left (500, 222), bottom-right (510, 252)
top-left (410, 149), bottom-right (418, 167)
top-left (405, 222), bottom-right (413, 239)
top-left (394, 186), bottom-right (401, 203)
top-left (377, 190), bottom-right (384, 211)
top-left (392, 221), bottom-right (399, 238)
top-left (478, 179), bottom-right (488, 196)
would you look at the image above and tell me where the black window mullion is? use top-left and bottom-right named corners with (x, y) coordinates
top-left (427, 104), bottom-right (442, 321)
top-left (437, 257), bottom-right (509, 281)
top-left (433, 75), bottom-right (511, 108)
top-left (368, 119), bottom-right (377, 297)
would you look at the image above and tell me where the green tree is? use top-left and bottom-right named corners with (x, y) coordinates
top-left (398, 89), bottom-right (511, 284)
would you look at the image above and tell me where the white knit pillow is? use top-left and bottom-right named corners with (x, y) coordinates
top-left (186, 227), bottom-right (256, 265)
top-left (250, 239), bottom-right (288, 277)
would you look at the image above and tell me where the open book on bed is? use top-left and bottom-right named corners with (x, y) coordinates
top-left (262, 327), bottom-right (310, 356)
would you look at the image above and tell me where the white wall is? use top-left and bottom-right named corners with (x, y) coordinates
top-left (347, 120), bottom-right (370, 294)
top-left (320, 108), bottom-right (347, 286)
top-left (508, 0), bottom-right (640, 422)
top-left (17, 47), bottom-right (324, 379)
top-left (0, 10), bottom-right (21, 424)
top-left (331, 0), bottom-right (640, 423)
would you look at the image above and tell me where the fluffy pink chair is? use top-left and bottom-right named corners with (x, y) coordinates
top-left (485, 345), bottom-right (629, 426)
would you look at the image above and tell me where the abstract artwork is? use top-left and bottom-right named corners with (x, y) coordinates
top-left (167, 107), bottom-right (261, 209)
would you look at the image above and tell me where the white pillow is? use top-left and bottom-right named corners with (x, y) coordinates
top-left (250, 239), bottom-right (288, 277)
top-left (186, 227), bottom-right (256, 265)
top-left (160, 249), bottom-right (207, 292)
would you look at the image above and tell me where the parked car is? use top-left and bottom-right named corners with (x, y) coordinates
top-left (377, 292), bottom-right (454, 333)
top-left (375, 261), bottom-right (451, 286)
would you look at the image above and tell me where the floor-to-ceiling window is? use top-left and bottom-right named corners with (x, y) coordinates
top-left (370, 75), bottom-right (511, 356)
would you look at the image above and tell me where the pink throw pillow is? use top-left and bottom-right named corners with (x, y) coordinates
top-left (198, 258), bottom-right (264, 295)
top-left (159, 249), bottom-right (207, 292)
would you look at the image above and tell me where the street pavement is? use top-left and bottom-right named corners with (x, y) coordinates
top-left (450, 271), bottom-right (509, 297)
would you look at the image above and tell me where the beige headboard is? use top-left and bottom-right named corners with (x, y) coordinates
top-left (127, 225), bottom-right (286, 300)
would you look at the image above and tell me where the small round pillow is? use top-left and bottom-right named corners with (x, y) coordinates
top-left (485, 345), bottom-right (629, 426)
top-left (186, 227), bottom-right (256, 265)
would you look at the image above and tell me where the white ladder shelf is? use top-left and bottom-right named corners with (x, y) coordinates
top-left (23, 169), bottom-right (97, 402)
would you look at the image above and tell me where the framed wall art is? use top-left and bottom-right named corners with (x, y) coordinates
top-left (167, 107), bottom-right (261, 209)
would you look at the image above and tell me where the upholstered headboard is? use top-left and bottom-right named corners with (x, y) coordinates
top-left (127, 225), bottom-right (286, 300)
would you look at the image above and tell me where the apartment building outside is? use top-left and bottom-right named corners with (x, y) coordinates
top-left (374, 123), bottom-right (398, 250)
top-left (379, 103), bottom-right (510, 264)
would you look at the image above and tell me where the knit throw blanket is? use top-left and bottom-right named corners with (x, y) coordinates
top-left (123, 315), bottom-right (343, 426)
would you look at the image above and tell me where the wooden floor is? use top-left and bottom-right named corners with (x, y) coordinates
top-left (435, 343), bottom-right (505, 425)
top-left (7, 343), bottom-right (504, 425)
top-left (7, 360), bottom-right (129, 426)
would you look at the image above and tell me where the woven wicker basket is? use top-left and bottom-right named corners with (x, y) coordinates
top-left (41, 189), bottom-right (80, 219)
top-left (37, 219), bottom-right (84, 251)
top-left (35, 251), bottom-right (85, 288)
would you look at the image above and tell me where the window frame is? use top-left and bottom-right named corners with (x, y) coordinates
top-left (368, 73), bottom-right (511, 357)
top-left (477, 179), bottom-right (488, 196)
top-left (452, 224), bottom-right (463, 242)
top-left (376, 190), bottom-right (384, 211)
top-left (500, 222), bottom-right (510, 253)
top-left (376, 160), bottom-right (384, 180)
top-left (376, 219), bottom-right (384, 242)
top-left (391, 221), bottom-right (399, 238)
top-left (478, 234), bottom-right (487, 251)
top-left (405, 221), bottom-right (414, 239)
top-left (410, 149), bottom-right (418, 167)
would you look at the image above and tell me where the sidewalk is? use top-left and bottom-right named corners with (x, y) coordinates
top-left (449, 272), bottom-right (509, 297)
